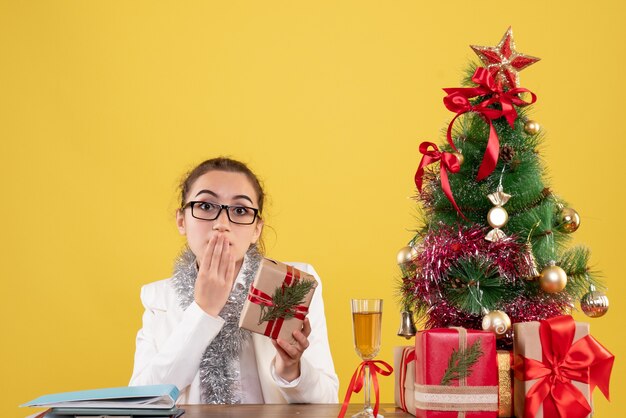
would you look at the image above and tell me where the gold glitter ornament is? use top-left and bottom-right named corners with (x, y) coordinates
top-left (557, 206), bottom-right (581, 233)
top-left (539, 261), bottom-right (568, 293)
top-left (481, 310), bottom-right (511, 338)
top-left (524, 120), bottom-right (541, 135)
top-left (497, 351), bottom-right (513, 417)
top-left (581, 285), bottom-right (609, 318)
top-left (485, 185), bottom-right (511, 242)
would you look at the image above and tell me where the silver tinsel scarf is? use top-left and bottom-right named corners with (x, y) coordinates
top-left (170, 246), bottom-right (262, 404)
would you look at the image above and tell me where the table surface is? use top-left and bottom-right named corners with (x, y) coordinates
top-left (179, 403), bottom-right (413, 417)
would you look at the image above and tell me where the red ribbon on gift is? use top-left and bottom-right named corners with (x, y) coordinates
top-left (247, 265), bottom-right (309, 339)
top-left (513, 315), bottom-right (614, 418)
top-left (443, 67), bottom-right (536, 181)
top-left (399, 347), bottom-right (416, 412)
top-left (414, 141), bottom-right (467, 220)
top-left (338, 360), bottom-right (393, 418)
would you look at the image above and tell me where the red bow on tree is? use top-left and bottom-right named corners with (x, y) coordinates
top-left (513, 315), bottom-right (614, 418)
top-left (443, 67), bottom-right (537, 181)
top-left (414, 141), bottom-right (466, 220)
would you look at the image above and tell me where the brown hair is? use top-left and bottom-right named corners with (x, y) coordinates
top-left (179, 157), bottom-right (266, 251)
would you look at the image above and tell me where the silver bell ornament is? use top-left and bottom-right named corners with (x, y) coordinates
top-left (397, 310), bottom-right (418, 339)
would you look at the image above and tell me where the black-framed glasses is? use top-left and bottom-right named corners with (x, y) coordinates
top-left (182, 201), bottom-right (260, 225)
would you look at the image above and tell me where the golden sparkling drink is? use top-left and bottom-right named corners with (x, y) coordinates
top-left (352, 311), bottom-right (382, 360)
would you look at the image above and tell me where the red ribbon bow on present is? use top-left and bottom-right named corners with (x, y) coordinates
top-left (443, 67), bottom-right (537, 181)
top-left (338, 360), bottom-right (393, 418)
top-left (513, 315), bottom-right (614, 418)
top-left (247, 265), bottom-right (309, 339)
top-left (414, 141), bottom-right (467, 220)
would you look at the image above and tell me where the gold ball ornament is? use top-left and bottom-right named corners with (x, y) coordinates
top-left (524, 120), bottom-right (541, 135)
top-left (487, 206), bottom-right (509, 229)
top-left (397, 245), bottom-right (418, 274)
top-left (558, 207), bottom-right (581, 233)
top-left (539, 262), bottom-right (568, 293)
top-left (397, 245), bottom-right (417, 265)
top-left (581, 289), bottom-right (609, 318)
top-left (481, 310), bottom-right (511, 338)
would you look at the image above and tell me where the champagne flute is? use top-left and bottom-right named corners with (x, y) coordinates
top-left (351, 299), bottom-right (383, 418)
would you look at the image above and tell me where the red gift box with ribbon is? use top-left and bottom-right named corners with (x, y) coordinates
top-left (512, 315), bottom-right (614, 418)
top-left (414, 327), bottom-right (499, 418)
top-left (238, 258), bottom-right (316, 344)
top-left (394, 345), bottom-right (512, 418)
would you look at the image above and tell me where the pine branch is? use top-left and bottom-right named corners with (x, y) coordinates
top-left (461, 62), bottom-right (479, 86)
top-left (560, 246), bottom-right (590, 276)
top-left (440, 338), bottom-right (483, 386)
top-left (258, 279), bottom-right (315, 324)
top-left (558, 245), bottom-right (605, 297)
top-left (444, 257), bottom-right (506, 314)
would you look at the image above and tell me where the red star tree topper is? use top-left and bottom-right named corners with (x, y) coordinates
top-left (470, 27), bottom-right (540, 89)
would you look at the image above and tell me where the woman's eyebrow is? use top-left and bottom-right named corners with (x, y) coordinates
top-left (194, 190), bottom-right (253, 205)
top-left (232, 195), bottom-right (254, 205)
top-left (194, 189), bottom-right (219, 198)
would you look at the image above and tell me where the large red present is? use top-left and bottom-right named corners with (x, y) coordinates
top-left (414, 327), bottom-right (499, 418)
top-left (238, 258), bottom-right (317, 344)
top-left (513, 315), bottom-right (614, 418)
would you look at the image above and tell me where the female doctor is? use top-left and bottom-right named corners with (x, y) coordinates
top-left (129, 157), bottom-right (338, 404)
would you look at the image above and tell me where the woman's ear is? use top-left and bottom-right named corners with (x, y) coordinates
top-left (251, 218), bottom-right (264, 244)
top-left (176, 209), bottom-right (186, 236)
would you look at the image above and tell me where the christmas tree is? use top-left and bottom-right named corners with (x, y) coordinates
top-left (397, 27), bottom-right (609, 348)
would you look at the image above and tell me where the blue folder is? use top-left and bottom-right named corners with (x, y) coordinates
top-left (22, 384), bottom-right (179, 409)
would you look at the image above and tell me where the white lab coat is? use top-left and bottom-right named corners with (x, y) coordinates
top-left (129, 262), bottom-right (339, 404)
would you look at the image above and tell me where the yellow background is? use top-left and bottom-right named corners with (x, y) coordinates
top-left (1, 1), bottom-right (624, 417)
